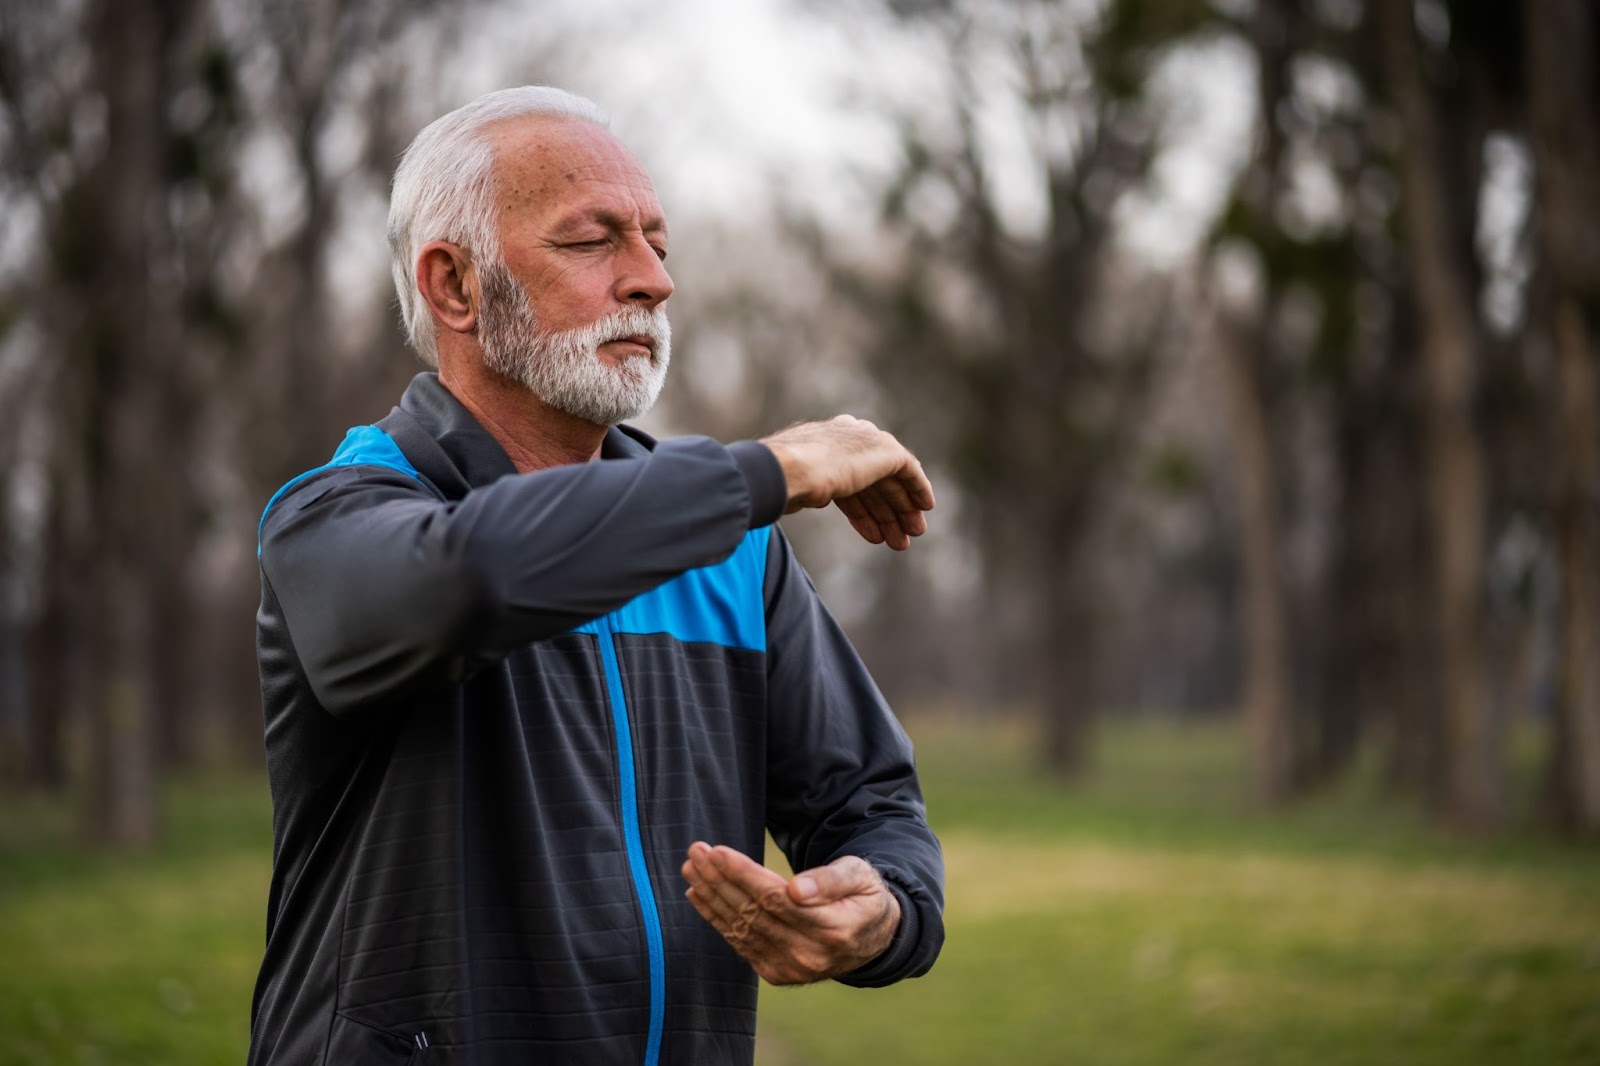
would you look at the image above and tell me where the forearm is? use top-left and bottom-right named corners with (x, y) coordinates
top-left (261, 436), bottom-right (784, 713)
top-left (762, 530), bottom-right (946, 984)
top-left (457, 436), bottom-right (781, 648)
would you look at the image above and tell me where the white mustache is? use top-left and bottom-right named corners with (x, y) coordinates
top-left (570, 307), bottom-right (671, 361)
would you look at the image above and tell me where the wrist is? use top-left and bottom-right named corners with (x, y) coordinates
top-left (727, 440), bottom-right (787, 527)
top-left (836, 875), bottom-right (918, 988)
top-left (872, 879), bottom-right (903, 956)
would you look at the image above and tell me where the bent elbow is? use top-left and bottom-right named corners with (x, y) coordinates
top-left (301, 568), bottom-right (486, 717)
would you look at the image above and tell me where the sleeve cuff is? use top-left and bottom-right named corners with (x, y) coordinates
top-left (727, 440), bottom-right (787, 530)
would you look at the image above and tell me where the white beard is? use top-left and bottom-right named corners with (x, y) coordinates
top-left (477, 260), bottom-right (671, 427)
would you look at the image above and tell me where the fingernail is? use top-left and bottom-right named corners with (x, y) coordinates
top-left (793, 875), bottom-right (818, 901)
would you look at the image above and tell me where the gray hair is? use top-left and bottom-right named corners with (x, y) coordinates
top-left (387, 86), bottom-right (609, 366)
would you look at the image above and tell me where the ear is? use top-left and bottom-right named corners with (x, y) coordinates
top-left (415, 240), bottom-right (478, 335)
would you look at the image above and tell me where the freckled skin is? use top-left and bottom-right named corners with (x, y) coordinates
top-left (482, 116), bottom-right (673, 364)
top-left (419, 115), bottom-right (676, 471)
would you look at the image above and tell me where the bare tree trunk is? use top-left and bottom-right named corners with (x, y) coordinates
top-left (148, 508), bottom-right (195, 771)
top-left (21, 477), bottom-right (77, 791)
top-left (1550, 303), bottom-right (1600, 829)
top-left (1525, 0), bottom-right (1600, 832)
top-left (1035, 546), bottom-right (1094, 777)
top-left (1219, 0), bottom-right (1296, 803)
top-left (280, 123), bottom-right (333, 477)
top-left (0, 489), bottom-right (23, 789)
top-left (1314, 387), bottom-right (1400, 788)
top-left (81, 0), bottom-right (166, 846)
top-left (1215, 306), bottom-right (1293, 801)
top-left (1377, 0), bottom-right (1499, 828)
top-left (89, 551), bottom-right (161, 846)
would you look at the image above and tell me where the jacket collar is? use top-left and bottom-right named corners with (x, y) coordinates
top-left (397, 372), bottom-right (652, 490)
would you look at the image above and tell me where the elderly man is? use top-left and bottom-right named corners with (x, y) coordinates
top-left (249, 86), bottom-right (944, 1066)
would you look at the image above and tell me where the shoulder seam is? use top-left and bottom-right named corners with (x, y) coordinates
top-left (256, 426), bottom-right (424, 556)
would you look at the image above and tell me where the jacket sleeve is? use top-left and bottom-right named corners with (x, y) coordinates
top-left (258, 436), bottom-right (785, 716)
top-left (761, 530), bottom-right (946, 987)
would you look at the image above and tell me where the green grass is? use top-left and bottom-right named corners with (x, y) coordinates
top-left (1, 719), bottom-right (1597, 1065)
top-left (0, 777), bottom-right (272, 1065)
top-left (755, 718), bottom-right (1600, 1065)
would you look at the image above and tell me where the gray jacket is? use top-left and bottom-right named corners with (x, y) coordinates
top-left (248, 373), bottom-right (944, 1066)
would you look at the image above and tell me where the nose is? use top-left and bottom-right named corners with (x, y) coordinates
top-left (615, 234), bottom-right (674, 309)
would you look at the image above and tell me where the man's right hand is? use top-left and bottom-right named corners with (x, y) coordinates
top-left (759, 416), bottom-right (935, 550)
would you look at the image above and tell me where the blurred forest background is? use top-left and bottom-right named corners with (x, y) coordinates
top-left (4, 0), bottom-right (1597, 837)
top-left (0, 0), bottom-right (1598, 1062)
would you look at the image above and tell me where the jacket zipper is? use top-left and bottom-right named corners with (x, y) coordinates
top-left (594, 615), bottom-right (667, 1066)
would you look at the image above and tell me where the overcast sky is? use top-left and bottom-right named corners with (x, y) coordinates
top-left (460, 0), bottom-right (1259, 265)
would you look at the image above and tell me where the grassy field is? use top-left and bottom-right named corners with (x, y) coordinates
top-left (2, 717), bottom-right (1597, 1065)
top-left (757, 720), bottom-right (1600, 1065)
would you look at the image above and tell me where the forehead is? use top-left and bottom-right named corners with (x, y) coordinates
top-left (485, 116), bottom-right (663, 226)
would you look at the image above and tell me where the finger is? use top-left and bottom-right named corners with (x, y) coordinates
top-left (684, 844), bottom-right (755, 919)
top-left (855, 486), bottom-right (910, 551)
top-left (684, 856), bottom-right (747, 934)
top-left (708, 845), bottom-right (788, 894)
top-left (884, 474), bottom-right (930, 527)
top-left (856, 482), bottom-right (904, 534)
top-left (860, 469), bottom-right (933, 547)
top-left (897, 456), bottom-right (936, 512)
top-left (688, 879), bottom-right (749, 932)
top-left (686, 872), bottom-right (772, 944)
top-left (684, 885), bottom-right (722, 928)
top-left (900, 507), bottom-right (929, 536)
top-left (687, 878), bottom-right (801, 963)
top-left (889, 511), bottom-right (927, 542)
top-left (884, 505), bottom-right (926, 546)
top-left (881, 464), bottom-right (933, 540)
top-left (867, 469), bottom-right (920, 519)
top-left (685, 886), bottom-right (795, 973)
top-left (879, 484), bottom-right (929, 547)
top-left (834, 496), bottom-right (886, 545)
top-left (681, 853), bottom-right (713, 894)
top-left (789, 855), bottom-right (881, 906)
top-left (705, 849), bottom-right (832, 944)
top-left (683, 842), bottom-right (721, 888)
top-left (695, 846), bottom-right (791, 919)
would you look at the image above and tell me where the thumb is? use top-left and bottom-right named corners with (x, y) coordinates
top-left (788, 856), bottom-right (879, 906)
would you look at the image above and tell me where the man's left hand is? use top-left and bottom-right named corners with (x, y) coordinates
top-left (680, 843), bottom-right (901, 986)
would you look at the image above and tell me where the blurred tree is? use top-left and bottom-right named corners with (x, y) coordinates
top-left (241, 0), bottom-right (446, 481)
top-left (1211, 0), bottom-right (1299, 804)
top-left (1208, 0), bottom-right (1542, 827)
top-left (1523, 0), bottom-right (1600, 834)
top-left (0, 0), bottom-right (187, 843)
top-left (1376, 0), bottom-right (1499, 827)
top-left (216, 0), bottom-right (453, 758)
top-left (0, 0), bottom-right (454, 843)
top-left (808, 0), bottom-right (1202, 774)
top-left (2, 0), bottom-right (1593, 843)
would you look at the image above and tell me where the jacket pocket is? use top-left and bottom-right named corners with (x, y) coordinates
top-left (326, 1010), bottom-right (430, 1065)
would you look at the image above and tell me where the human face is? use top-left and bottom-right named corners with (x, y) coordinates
top-left (477, 255), bottom-right (670, 426)
top-left (482, 116), bottom-right (674, 369)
